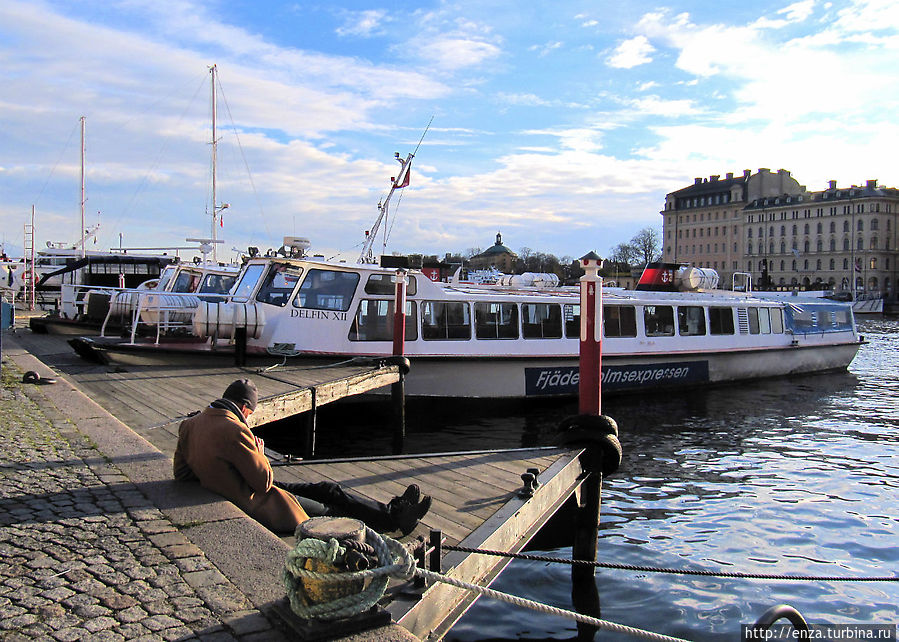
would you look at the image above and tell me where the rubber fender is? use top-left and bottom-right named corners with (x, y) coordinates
top-left (596, 433), bottom-right (622, 476)
top-left (556, 414), bottom-right (619, 446)
top-left (383, 355), bottom-right (411, 375)
top-left (22, 371), bottom-right (40, 384)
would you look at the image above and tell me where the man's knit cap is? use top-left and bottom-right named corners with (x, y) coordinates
top-left (223, 379), bottom-right (257, 411)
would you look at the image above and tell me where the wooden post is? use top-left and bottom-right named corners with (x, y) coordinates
top-left (234, 326), bottom-right (247, 367)
top-left (578, 252), bottom-right (604, 416)
top-left (391, 270), bottom-right (407, 455)
top-left (303, 388), bottom-right (317, 459)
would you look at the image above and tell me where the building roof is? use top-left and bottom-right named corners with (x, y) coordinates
top-left (478, 232), bottom-right (515, 257)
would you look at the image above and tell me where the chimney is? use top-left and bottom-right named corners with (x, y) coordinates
top-left (726, 172), bottom-right (734, 180)
top-left (743, 169), bottom-right (751, 179)
top-left (867, 179), bottom-right (878, 188)
top-left (828, 180), bottom-right (837, 190)
top-left (695, 178), bottom-right (702, 185)
top-left (710, 175), bottom-right (720, 182)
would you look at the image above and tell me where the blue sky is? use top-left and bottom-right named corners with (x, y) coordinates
top-left (2, 0), bottom-right (898, 263)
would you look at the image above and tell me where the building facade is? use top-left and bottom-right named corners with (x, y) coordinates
top-left (468, 232), bottom-right (517, 272)
top-left (661, 169), bottom-right (899, 301)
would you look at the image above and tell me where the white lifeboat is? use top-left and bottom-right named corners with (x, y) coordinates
top-left (193, 301), bottom-right (266, 339)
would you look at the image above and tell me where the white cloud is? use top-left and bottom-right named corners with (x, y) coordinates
top-left (336, 9), bottom-right (389, 37)
top-left (529, 41), bottom-right (563, 57)
top-left (607, 35), bottom-right (655, 69)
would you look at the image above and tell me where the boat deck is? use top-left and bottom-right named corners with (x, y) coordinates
top-left (8, 324), bottom-right (589, 639)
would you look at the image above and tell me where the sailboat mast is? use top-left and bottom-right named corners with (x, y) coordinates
top-left (80, 116), bottom-right (86, 259)
top-left (210, 64), bottom-right (218, 262)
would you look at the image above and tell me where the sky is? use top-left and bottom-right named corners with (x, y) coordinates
top-left (2, 0), bottom-right (899, 264)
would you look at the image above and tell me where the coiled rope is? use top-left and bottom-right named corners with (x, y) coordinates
top-left (442, 545), bottom-right (899, 582)
top-left (283, 525), bottom-right (689, 642)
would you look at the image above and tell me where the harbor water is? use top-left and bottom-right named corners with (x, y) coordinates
top-left (296, 317), bottom-right (899, 640)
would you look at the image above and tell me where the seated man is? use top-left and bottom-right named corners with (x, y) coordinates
top-left (173, 378), bottom-right (430, 535)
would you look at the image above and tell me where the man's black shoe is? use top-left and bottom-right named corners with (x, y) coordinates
top-left (391, 495), bottom-right (432, 536)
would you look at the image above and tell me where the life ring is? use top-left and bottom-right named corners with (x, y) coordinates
top-left (22, 371), bottom-right (40, 384)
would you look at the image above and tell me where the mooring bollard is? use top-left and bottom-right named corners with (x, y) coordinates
top-left (293, 517), bottom-right (367, 606)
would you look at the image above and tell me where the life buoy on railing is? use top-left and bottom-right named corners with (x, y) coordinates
top-left (193, 301), bottom-right (266, 339)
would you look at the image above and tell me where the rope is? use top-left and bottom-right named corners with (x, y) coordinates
top-left (443, 545), bottom-right (899, 582)
top-left (282, 525), bottom-right (414, 620)
top-left (283, 525), bottom-right (688, 641)
top-left (413, 566), bottom-right (688, 642)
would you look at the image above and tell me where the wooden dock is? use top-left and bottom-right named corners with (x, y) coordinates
top-left (8, 324), bottom-right (591, 639)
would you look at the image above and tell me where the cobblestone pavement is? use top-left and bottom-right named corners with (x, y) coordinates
top-left (0, 364), bottom-right (289, 641)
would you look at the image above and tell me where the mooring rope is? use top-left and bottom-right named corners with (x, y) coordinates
top-left (283, 525), bottom-right (689, 642)
top-left (442, 544), bottom-right (899, 582)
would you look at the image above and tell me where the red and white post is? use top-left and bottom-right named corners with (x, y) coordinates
top-left (391, 269), bottom-right (408, 454)
top-left (578, 252), bottom-right (604, 416)
top-left (392, 269), bottom-right (407, 356)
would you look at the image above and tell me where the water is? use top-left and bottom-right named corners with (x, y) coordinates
top-left (269, 318), bottom-right (899, 640)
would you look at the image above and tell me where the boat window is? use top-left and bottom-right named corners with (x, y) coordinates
top-left (363, 273), bottom-right (417, 296)
top-left (349, 300), bottom-right (417, 342)
top-left (644, 305), bottom-right (675, 337)
top-left (604, 305), bottom-right (637, 338)
top-left (748, 308), bottom-right (760, 334)
top-left (294, 269), bottom-right (358, 311)
top-left (677, 306), bottom-right (706, 336)
top-left (758, 307), bottom-right (771, 334)
top-left (709, 307), bottom-right (735, 335)
top-left (171, 270), bottom-right (200, 293)
top-left (421, 301), bottom-right (471, 340)
top-left (564, 304), bottom-right (580, 338)
top-left (255, 264), bottom-right (304, 307)
top-left (156, 266), bottom-right (177, 291)
top-left (231, 264), bottom-right (266, 301)
top-left (474, 302), bottom-right (518, 339)
top-left (521, 303), bottom-right (562, 339)
top-left (770, 308), bottom-right (784, 333)
top-left (199, 273), bottom-right (237, 296)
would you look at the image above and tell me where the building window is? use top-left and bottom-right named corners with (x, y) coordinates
top-left (857, 238), bottom-right (864, 251)
top-left (844, 238), bottom-right (850, 251)
top-left (792, 260), bottom-right (797, 271)
top-left (830, 239), bottom-right (836, 251)
top-left (830, 222), bottom-right (836, 233)
top-left (816, 259), bottom-right (822, 270)
top-left (843, 221), bottom-right (850, 232)
top-left (816, 222), bottom-right (822, 234)
top-left (843, 259), bottom-right (849, 270)
top-left (872, 218), bottom-right (879, 231)
top-left (829, 259), bottom-right (835, 270)
top-left (858, 220), bottom-right (864, 231)
top-left (871, 237), bottom-right (878, 250)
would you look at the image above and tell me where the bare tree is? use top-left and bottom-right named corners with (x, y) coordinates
top-left (630, 227), bottom-right (661, 266)
top-left (609, 242), bottom-right (639, 268)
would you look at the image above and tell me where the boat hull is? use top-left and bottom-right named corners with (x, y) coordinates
top-left (68, 336), bottom-right (861, 398)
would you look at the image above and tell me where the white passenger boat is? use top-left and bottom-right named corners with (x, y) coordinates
top-left (69, 255), bottom-right (863, 399)
top-left (29, 255), bottom-right (239, 335)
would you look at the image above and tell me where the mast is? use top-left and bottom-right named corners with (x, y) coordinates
top-left (206, 64), bottom-right (230, 263)
top-left (210, 64), bottom-right (218, 262)
top-left (80, 116), bottom-right (86, 259)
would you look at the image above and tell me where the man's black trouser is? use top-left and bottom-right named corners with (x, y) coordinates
top-left (274, 480), bottom-right (394, 532)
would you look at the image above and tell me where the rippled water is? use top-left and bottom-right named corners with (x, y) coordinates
top-left (287, 318), bottom-right (899, 640)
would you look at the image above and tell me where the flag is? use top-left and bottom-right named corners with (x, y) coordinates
top-left (392, 160), bottom-right (412, 188)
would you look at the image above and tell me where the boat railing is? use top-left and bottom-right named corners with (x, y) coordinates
top-left (127, 290), bottom-right (232, 345)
